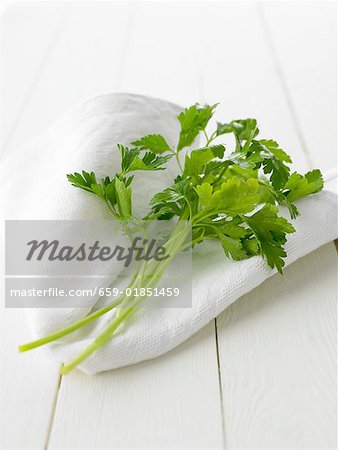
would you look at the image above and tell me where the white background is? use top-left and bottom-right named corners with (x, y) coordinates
top-left (0, 1), bottom-right (337, 449)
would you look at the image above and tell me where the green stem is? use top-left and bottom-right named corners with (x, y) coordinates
top-left (60, 220), bottom-right (191, 372)
top-left (60, 305), bottom-right (136, 374)
top-left (18, 296), bottom-right (123, 352)
top-left (21, 214), bottom-right (192, 372)
top-left (105, 200), bottom-right (120, 219)
top-left (204, 129), bottom-right (217, 147)
top-left (19, 261), bottom-right (143, 352)
top-left (175, 152), bottom-right (183, 173)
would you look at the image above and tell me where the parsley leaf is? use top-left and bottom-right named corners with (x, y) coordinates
top-left (132, 134), bottom-right (172, 154)
top-left (284, 170), bottom-right (323, 202)
top-left (215, 122), bottom-right (233, 136)
top-left (244, 204), bottom-right (295, 273)
top-left (248, 139), bottom-right (291, 189)
top-left (216, 119), bottom-right (259, 150)
top-left (218, 234), bottom-right (248, 260)
top-left (177, 103), bottom-right (217, 151)
top-left (183, 144), bottom-right (225, 177)
top-left (196, 177), bottom-right (260, 215)
top-left (114, 177), bottom-right (132, 218)
top-left (118, 144), bottom-right (172, 173)
top-left (67, 171), bottom-right (104, 198)
top-left (25, 101), bottom-right (325, 373)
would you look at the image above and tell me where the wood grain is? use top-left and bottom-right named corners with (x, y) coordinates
top-left (197, 1), bottom-right (311, 173)
top-left (0, 306), bottom-right (61, 449)
top-left (0, 5), bottom-right (67, 449)
top-left (1, 1), bottom-right (133, 154)
top-left (0, 2), bottom-right (336, 449)
top-left (118, 1), bottom-right (203, 105)
top-left (0, 3), bottom-right (224, 449)
top-left (48, 322), bottom-right (224, 449)
top-left (260, 1), bottom-right (337, 171)
top-left (217, 243), bottom-right (337, 449)
top-left (0, 2), bottom-right (69, 152)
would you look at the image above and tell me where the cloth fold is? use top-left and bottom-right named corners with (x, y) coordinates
top-left (2, 93), bottom-right (337, 374)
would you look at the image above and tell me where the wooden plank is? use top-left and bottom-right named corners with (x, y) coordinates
top-left (0, 2), bottom-right (68, 150)
top-left (48, 322), bottom-right (223, 449)
top-left (196, 1), bottom-right (311, 173)
top-left (2, 1), bottom-right (133, 154)
top-left (259, 1), bottom-right (337, 172)
top-left (1, 4), bottom-right (68, 449)
top-left (0, 303), bottom-right (61, 449)
top-left (201, 2), bottom-right (337, 448)
top-left (3, 2), bottom-right (335, 449)
top-left (35, 3), bottom-right (224, 448)
top-left (119, 1), bottom-right (203, 106)
top-left (216, 243), bottom-right (337, 449)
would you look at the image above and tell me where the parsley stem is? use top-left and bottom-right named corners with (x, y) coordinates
top-left (105, 200), bottom-right (120, 219)
top-left (19, 262), bottom-right (143, 352)
top-left (175, 151), bottom-right (183, 172)
top-left (18, 297), bottom-right (123, 352)
top-left (59, 220), bottom-right (191, 372)
top-left (203, 130), bottom-right (209, 145)
top-left (204, 129), bottom-right (217, 147)
top-left (60, 305), bottom-right (136, 375)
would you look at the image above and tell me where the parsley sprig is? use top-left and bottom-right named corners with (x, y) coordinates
top-left (19, 102), bottom-right (323, 373)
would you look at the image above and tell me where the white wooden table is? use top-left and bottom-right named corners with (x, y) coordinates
top-left (0, 2), bottom-right (337, 449)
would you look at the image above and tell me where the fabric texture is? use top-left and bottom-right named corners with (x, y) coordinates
top-left (2, 93), bottom-right (337, 374)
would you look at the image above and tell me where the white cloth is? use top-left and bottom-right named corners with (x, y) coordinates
top-left (2, 93), bottom-right (337, 374)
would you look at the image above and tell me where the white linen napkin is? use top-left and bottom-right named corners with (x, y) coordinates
top-left (2, 93), bottom-right (337, 374)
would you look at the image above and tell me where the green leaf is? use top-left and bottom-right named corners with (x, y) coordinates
top-left (130, 152), bottom-right (172, 172)
top-left (114, 177), bottom-right (132, 218)
top-left (195, 183), bottom-right (213, 208)
top-left (241, 237), bottom-right (260, 256)
top-left (262, 157), bottom-right (290, 190)
top-left (231, 119), bottom-right (259, 143)
top-left (224, 164), bottom-right (258, 181)
top-left (67, 171), bottom-right (104, 198)
top-left (219, 217), bottom-right (250, 239)
top-left (218, 234), bottom-right (247, 260)
top-left (219, 119), bottom-right (259, 147)
top-left (215, 122), bottom-right (233, 136)
top-left (214, 119), bottom-right (259, 151)
top-left (150, 187), bottom-right (183, 220)
top-left (119, 144), bottom-right (172, 173)
top-left (244, 204), bottom-right (295, 273)
top-left (183, 144), bottom-right (225, 177)
top-left (284, 170), bottom-right (323, 202)
top-left (196, 177), bottom-right (260, 215)
top-left (132, 134), bottom-right (172, 154)
top-left (177, 103), bottom-right (217, 151)
top-left (259, 139), bottom-right (292, 163)
top-left (260, 242), bottom-right (288, 274)
top-left (249, 139), bottom-right (292, 189)
top-left (151, 187), bottom-right (185, 207)
top-left (246, 204), bottom-right (295, 241)
top-left (149, 176), bottom-right (191, 220)
top-left (102, 176), bottom-right (117, 206)
top-left (90, 184), bottom-right (105, 199)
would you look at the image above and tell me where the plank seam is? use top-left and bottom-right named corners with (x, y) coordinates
top-left (44, 368), bottom-right (63, 450)
top-left (214, 318), bottom-right (226, 449)
top-left (256, 2), bottom-right (314, 169)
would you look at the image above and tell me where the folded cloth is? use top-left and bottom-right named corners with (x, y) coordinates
top-left (2, 93), bottom-right (183, 336)
top-left (2, 93), bottom-right (337, 373)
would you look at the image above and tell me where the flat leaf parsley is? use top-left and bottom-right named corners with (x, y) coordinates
top-left (19, 102), bottom-right (324, 373)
